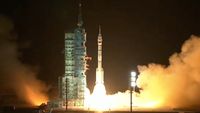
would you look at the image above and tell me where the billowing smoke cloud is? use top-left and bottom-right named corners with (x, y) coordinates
top-left (0, 15), bottom-right (48, 106)
top-left (137, 35), bottom-right (200, 109)
top-left (87, 35), bottom-right (200, 111)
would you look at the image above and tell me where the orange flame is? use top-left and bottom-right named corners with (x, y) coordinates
top-left (25, 85), bottom-right (48, 106)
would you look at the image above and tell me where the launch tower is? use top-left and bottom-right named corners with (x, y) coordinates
top-left (58, 3), bottom-right (88, 108)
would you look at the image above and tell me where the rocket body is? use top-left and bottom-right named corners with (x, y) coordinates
top-left (93, 26), bottom-right (106, 97)
top-left (96, 26), bottom-right (104, 84)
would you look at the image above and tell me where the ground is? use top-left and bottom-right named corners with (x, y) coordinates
top-left (0, 107), bottom-right (199, 113)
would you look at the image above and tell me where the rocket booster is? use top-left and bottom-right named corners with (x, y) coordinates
top-left (96, 26), bottom-right (104, 84)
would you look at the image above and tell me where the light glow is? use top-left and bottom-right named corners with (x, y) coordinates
top-left (131, 71), bottom-right (136, 77)
top-left (130, 71), bottom-right (137, 87)
top-left (131, 82), bottom-right (136, 87)
top-left (25, 85), bottom-right (48, 106)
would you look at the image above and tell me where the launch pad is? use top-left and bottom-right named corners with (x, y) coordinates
top-left (51, 108), bottom-right (199, 113)
top-left (46, 2), bottom-right (200, 112)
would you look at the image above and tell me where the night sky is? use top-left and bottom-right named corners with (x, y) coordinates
top-left (1, 0), bottom-right (200, 96)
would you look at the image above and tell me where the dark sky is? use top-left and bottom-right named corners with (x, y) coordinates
top-left (1, 0), bottom-right (200, 95)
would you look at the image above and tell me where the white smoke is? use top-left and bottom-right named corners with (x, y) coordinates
top-left (137, 35), bottom-right (200, 109)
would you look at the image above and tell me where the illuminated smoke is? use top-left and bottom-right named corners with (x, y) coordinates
top-left (137, 35), bottom-right (200, 109)
top-left (0, 15), bottom-right (48, 106)
top-left (86, 35), bottom-right (200, 111)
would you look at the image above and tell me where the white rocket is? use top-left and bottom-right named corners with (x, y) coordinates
top-left (96, 26), bottom-right (104, 84)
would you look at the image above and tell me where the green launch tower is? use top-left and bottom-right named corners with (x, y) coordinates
top-left (58, 3), bottom-right (88, 108)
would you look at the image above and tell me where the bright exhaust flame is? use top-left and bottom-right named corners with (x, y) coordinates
top-left (86, 87), bottom-right (162, 111)
top-left (87, 84), bottom-right (108, 111)
top-left (85, 35), bottom-right (200, 111)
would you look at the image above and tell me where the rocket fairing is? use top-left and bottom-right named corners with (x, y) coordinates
top-left (96, 26), bottom-right (104, 84)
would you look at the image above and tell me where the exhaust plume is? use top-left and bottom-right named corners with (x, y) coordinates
top-left (85, 35), bottom-right (200, 111)
top-left (0, 15), bottom-right (48, 106)
top-left (137, 35), bottom-right (200, 109)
